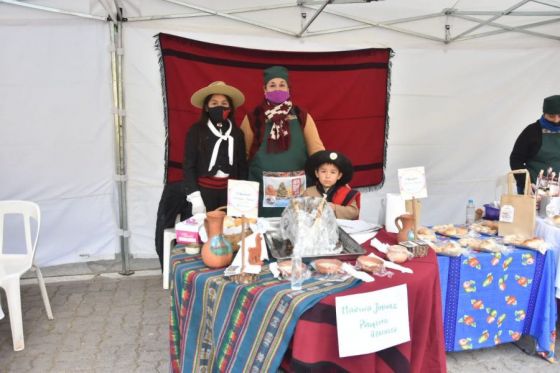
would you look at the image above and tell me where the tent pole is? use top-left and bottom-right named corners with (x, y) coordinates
top-left (110, 9), bottom-right (134, 276)
top-left (0, 0), bottom-right (106, 20)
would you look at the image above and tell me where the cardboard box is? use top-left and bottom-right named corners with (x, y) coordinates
top-left (175, 216), bottom-right (203, 244)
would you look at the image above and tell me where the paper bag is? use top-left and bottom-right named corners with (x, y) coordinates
top-left (498, 169), bottom-right (536, 238)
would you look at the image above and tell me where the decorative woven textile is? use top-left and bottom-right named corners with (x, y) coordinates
top-left (156, 33), bottom-right (392, 188)
top-left (169, 254), bottom-right (359, 372)
top-left (286, 229), bottom-right (447, 373)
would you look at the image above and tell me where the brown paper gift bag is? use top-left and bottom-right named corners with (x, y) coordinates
top-left (498, 169), bottom-right (536, 238)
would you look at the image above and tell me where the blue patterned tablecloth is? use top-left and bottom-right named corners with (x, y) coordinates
top-left (438, 248), bottom-right (557, 361)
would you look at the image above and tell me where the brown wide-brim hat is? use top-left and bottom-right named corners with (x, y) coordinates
top-left (306, 150), bottom-right (354, 186)
top-left (190, 81), bottom-right (245, 109)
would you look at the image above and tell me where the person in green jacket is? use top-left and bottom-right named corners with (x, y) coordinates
top-left (510, 95), bottom-right (560, 190)
top-left (241, 66), bottom-right (325, 217)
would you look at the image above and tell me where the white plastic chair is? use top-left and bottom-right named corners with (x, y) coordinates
top-left (163, 227), bottom-right (176, 290)
top-left (0, 200), bottom-right (53, 351)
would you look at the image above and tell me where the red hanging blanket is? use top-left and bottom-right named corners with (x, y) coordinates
top-left (157, 33), bottom-right (392, 188)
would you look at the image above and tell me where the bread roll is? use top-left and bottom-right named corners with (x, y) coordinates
top-left (503, 234), bottom-right (525, 245)
top-left (552, 215), bottom-right (560, 225)
top-left (479, 239), bottom-right (496, 251)
top-left (444, 227), bottom-right (457, 236)
top-left (522, 238), bottom-right (545, 249)
top-left (455, 227), bottom-right (469, 236)
top-left (387, 245), bottom-right (410, 263)
top-left (417, 227), bottom-right (432, 235)
top-left (314, 259), bottom-right (343, 274)
top-left (279, 260), bottom-right (307, 276)
top-left (459, 238), bottom-right (481, 249)
top-left (356, 256), bottom-right (384, 273)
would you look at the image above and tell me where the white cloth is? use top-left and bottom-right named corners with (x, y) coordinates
top-left (206, 119), bottom-right (233, 172)
top-left (534, 216), bottom-right (560, 299)
top-left (367, 253), bottom-right (414, 274)
top-left (187, 191), bottom-right (206, 215)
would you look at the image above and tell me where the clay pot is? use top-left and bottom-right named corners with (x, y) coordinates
top-left (201, 210), bottom-right (233, 268)
top-left (395, 213), bottom-right (415, 243)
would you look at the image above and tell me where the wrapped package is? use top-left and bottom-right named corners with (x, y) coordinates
top-left (280, 197), bottom-right (341, 256)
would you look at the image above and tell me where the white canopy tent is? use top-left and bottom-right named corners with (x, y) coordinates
top-left (1, 0), bottom-right (559, 269)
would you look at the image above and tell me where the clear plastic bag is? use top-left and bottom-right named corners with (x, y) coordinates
top-left (280, 197), bottom-right (341, 256)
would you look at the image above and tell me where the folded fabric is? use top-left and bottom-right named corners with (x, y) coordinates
top-left (341, 263), bottom-right (375, 282)
top-left (367, 253), bottom-right (414, 274)
top-left (370, 237), bottom-right (389, 253)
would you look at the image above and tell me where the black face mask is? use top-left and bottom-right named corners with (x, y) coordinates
top-left (207, 106), bottom-right (231, 125)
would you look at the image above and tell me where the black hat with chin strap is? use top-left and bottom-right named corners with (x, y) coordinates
top-left (305, 150), bottom-right (354, 186)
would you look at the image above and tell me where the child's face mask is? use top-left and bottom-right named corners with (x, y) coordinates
top-left (315, 163), bottom-right (343, 189)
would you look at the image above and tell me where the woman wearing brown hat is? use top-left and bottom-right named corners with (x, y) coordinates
top-left (240, 66), bottom-right (325, 217)
top-left (510, 95), bottom-right (560, 189)
top-left (184, 81), bottom-right (248, 215)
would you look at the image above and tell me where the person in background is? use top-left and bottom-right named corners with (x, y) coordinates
top-left (241, 66), bottom-right (324, 217)
top-left (184, 81), bottom-right (248, 214)
top-left (510, 95), bottom-right (560, 189)
top-left (303, 150), bottom-right (360, 220)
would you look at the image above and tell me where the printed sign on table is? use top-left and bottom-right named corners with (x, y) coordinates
top-left (335, 284), bottom-right (410, 357)
top-left (227, 180), bottom-right (260, 219)
top-left (398, 166), bottom-right (427, 200)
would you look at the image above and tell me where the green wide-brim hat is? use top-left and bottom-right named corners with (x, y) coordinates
top-left (190, 81), bottom-right (245, 109)
top-left (263, 66), bottom-right (289, 85)
top-left (543, 95), bottom-right (560, 114)
top-left (305, 150), bottom-right (354, 186)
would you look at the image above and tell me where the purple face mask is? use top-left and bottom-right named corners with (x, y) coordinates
top-left (265, 90), bottom-right (290, 104)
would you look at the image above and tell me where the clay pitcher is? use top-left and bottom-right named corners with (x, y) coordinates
top-left (201, 210), bottom-right (233, 268)
top-left (394, 213), bottom-right (415, 242)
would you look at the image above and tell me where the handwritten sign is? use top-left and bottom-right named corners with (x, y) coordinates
top-left (335, 284), bottom-right (410, 357)
top-left (398, 166), bottom-right (427, 200)
top-left (227, 180), bottom-right (260, 219)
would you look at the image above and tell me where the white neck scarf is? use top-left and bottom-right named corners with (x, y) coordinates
top-left (207, 119), bottom-right (233, 172)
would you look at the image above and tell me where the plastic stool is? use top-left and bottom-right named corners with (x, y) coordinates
top-left (163, 228), bottom-right (176, 290)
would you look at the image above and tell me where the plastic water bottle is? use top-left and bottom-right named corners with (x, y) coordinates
top-left (466, 199), bottom-right (476, 225)
top-left (291, 248), bottom-right (303, 291)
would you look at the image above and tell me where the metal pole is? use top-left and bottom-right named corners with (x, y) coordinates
top-left (0, 0), bottom-right (106, 20)
top-left (110, 8), bottom-right (134, 276)
top-left (297, 0), bottom-right (330, 37)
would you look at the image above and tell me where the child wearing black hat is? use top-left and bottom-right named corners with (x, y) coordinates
top-left (303, 150), bottom-right (361, 220)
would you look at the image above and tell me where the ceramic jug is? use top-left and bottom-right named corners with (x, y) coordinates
top-left (201, 210), bottom-right (233, 268)
top-left (394, 213), bottom-right (415, 242)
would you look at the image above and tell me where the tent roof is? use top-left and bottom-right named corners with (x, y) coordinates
top-left (2, 0), bottom-right (559, 43)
